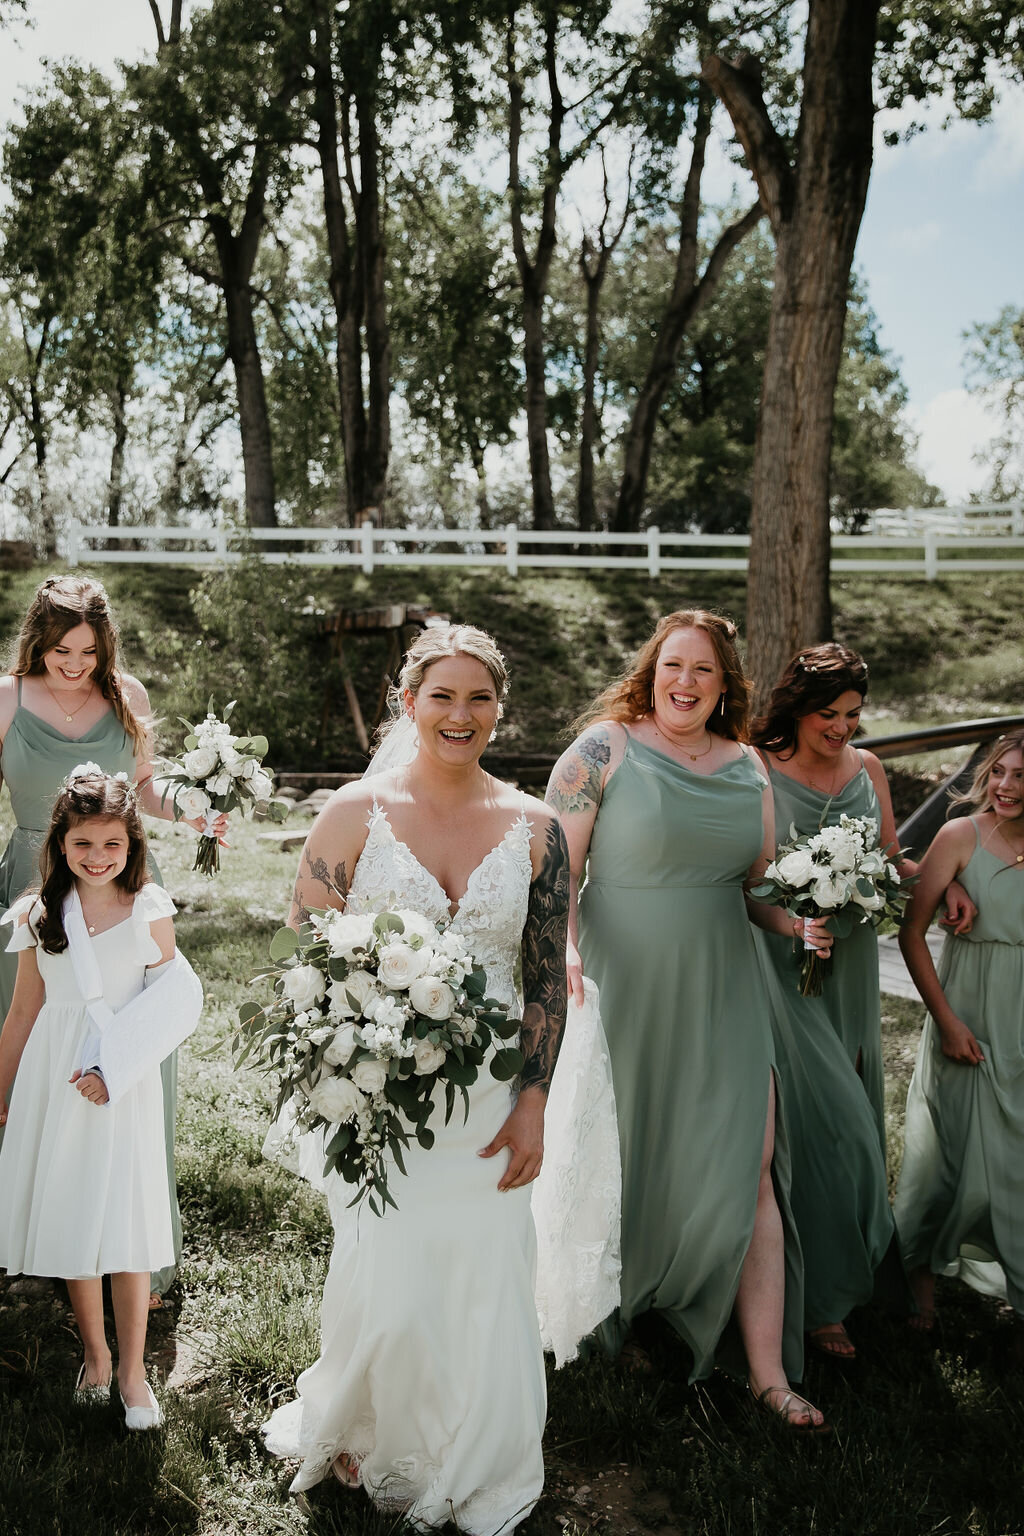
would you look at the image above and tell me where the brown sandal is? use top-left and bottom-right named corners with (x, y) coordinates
top-left (331, 1452), bottom-right (362, 1489)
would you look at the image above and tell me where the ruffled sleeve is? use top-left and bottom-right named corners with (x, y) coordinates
top-left (131, 883), bottom-right (177, 965)
top-left (1, 893), bottom-right (41, 952)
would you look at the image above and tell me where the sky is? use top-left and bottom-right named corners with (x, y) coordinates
top-left (1, 1), bottom-right (1021, 504)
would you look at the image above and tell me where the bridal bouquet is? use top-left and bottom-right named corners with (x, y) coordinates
top-left (235, 903), bottom-right (524, 1214)
top-left (749, 813), bottom-right (909, 997)
top-left (159, 702), bottom-right (287, 875)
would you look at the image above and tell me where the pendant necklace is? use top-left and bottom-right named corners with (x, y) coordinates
top-left (991, 821), bottom-right (1024, 865)
top-left (654, 724), bottom-right (714, 762)
top-left (43, 677), bottom-right (94, 725)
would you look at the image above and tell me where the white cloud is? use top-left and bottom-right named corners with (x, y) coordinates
top-left (889, 219), bottom-right (943, 253)
top-left (906, 389), bottom-right (1001, 502)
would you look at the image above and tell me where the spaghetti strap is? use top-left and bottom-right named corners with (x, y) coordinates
top-left (972, 816), bottom-right (983, 851)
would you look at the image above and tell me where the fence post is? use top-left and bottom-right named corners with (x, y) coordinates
top-left (1012, 502), bottom-right (1024, 538)
top-left (215, 524), bottom-right (228, 561)
top-left (924, 527), bottom-right (938, 580)
top-left (360, 518), bottom-right (375, 575)
top-left (505, 522), bottom-right (519, 578)
top-left (67, 520), bottom-right (82, 566)
top-left (647, 524), bottom-right (661, 579)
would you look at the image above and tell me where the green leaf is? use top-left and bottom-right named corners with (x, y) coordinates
top-left (269, 927), bottom-right (299, 962)
top-left (416, 1125), bottom-right (435, 1150)
top-left (325, 1125), bottom-right (351, 1157)
top-left (238, 998), bottom-right (265, 1030)
top-left (444, 1058), bottom-right (476, 1087)
top-left (490, 1047), bottom-right (524, 1082)
top-left (374, 912), bottom-right (405, 936)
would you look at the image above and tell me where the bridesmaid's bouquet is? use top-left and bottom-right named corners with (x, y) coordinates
top-left (159, 702), bottom-right (287, 875)
top-left (750, 813), bottom-right (909, 996)
top-left (235, 903), bottom-right (523, 1214)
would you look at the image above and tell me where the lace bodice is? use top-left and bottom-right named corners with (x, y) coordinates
top-left (346, 803), bottom-right (534, 1008)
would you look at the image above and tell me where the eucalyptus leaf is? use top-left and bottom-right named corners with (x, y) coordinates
top-left (489, 1047), bottom-right (524, 1082)
top-left (269, 927), bottom-right (299, 961)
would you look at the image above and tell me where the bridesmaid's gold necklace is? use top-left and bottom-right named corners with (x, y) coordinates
top-left (43, 677), bottom-right (94, 724)
top-left (986, 818), bottom-right (1024, 866)
top-left (652, 723), bottom-right (713, 762)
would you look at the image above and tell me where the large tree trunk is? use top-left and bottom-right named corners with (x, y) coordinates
top-left (356, 87), bottom-right (390, 515)
top-left (577, 248), bottom-right (601, 532)
top-left (217, 233), bottom-right (277, 527)
top-left (703, 0), bottom-right (880, 706)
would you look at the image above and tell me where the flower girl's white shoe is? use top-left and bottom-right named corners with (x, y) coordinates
top-left (120, 1381), bottom-right (162, 1431)
top-left (73, 1362), bottom-right (111, 1405)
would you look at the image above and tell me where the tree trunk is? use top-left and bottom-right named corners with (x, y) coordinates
top-left (507, 6), bottom-right (562, 532)
top-left (356, 87), bottom-right (390, 516)
top-left (29, 376), bottom-right (54, 559)
top-left (703, 0), bottom-right (880, 707)
top-left (218, 240), bottom-right (277, 527)
top-left (107, 376), bottom-right (128, 526)
top-left (577, 252), bottom-right (601, 532)
top-left (312, 1), bottom-right (364, 522)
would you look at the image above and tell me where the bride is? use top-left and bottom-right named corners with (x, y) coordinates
top-left (263, 624), bottom-right (571, 1533)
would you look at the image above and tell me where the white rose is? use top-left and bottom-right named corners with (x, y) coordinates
top-left (281, 964), bottom-right (326, 1012)
top-left (810, 871), bottom-right (847, 909)
top-left (307, 1074), bottom-right (365, 1122)
top-left (182, 747), bottom-right (219, 779)
top-left (776, 848), bottom-right (815, 888)
top-left (393, 909), bottom-right (440, 945)
top-left (206, 771), bottom-right (233, 797)
top-left (850, 883), bottom-right (884, 913)
top-left (377, 941), bottom-right (430, 990)
top-left (176, 783), bottom-right (212, 820)
top-left (412, 1037), bottom-right (446, 1075)
top-left (328, 969), bottom-right (377, 1017)
top-left (351, 1058), bottom-right (388, 1094)
top-left (248, 769), bottom-right (273, 802)
top-left (324, 912), bottom-right (376, 960)
top-left (858, 849), bottom-right (886, 876)
top-left (323, 1021), bottom-right (360, 1066)
top-left (408, 975), bottom-right (456, 1021)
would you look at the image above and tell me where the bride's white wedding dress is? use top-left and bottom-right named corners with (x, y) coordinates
top-left (263, 803), bottom-right (546, 1532)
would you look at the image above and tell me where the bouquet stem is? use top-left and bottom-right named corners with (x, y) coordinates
top-left (193, 833), bottom-right (221, 877)
top-left (798, 949), bottom-right (832, 998)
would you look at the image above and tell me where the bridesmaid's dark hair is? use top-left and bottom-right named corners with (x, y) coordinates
top-left (948, 727), bottom-right (1024, 817)
top-left (11, 575), bottom-right (149, 755)
top-left (37, 769), bottom-right (149, 954)
top-left (573, 609), bottom-right (751, 742)
top-left (751, 643), bottom-right (869, 756)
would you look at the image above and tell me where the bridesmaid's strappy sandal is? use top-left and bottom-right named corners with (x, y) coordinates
top-left (808, 1323), bottom-right (857, 1360)
top-left (331, 1452), bottom-right (362, 1489)
top-left (750, 1384), bottom-right (831, 1435)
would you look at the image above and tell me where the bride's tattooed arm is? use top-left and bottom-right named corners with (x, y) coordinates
top-left (289, 841), bottom-right (349, 928)
top-left (520, 815), bottom-right (570, 1094)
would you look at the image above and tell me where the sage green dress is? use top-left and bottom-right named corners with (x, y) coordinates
top-left (579, 734), bottom-right (804, 1382)
top-left (763, 762), bottom-right (887, 1152)
top-left (894, 825), bottom-right (1024, 1315)
top-left (754, 764), bottom-right (898, 1330)
top-left (0, 682), bottom-right (180, 1294)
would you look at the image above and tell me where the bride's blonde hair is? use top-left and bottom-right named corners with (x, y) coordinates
top-left (371, 624), bottom-right (509, 757)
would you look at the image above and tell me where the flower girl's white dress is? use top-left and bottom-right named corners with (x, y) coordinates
top-left (263, 805), bottom-right (620, 1534)
top-left (0, 886), bottom-right (180, 1278)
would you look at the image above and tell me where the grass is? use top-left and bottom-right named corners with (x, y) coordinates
top-left (1, 806), bottom-right (1023, 1536)
top-left (1, 564), bottom-right (1024, 1532)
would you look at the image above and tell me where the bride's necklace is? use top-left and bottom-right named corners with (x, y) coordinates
top-left (652, 722), bottom-right (714, 762)
top-left (43, 676), bottom-right (94, 724)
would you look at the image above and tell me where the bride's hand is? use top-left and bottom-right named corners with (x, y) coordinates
top-left (478, 1086), bottom-right (545, 1191)
top-left (566, 942), bottom-right (585, 1008)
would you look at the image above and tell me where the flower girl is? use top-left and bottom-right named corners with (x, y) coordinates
top-left (0, 767), bottom-right (202, 1428)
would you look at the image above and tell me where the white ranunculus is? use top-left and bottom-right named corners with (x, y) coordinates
top-left (328, 969), bottom-right (377, 1018)
top-left (176, 783), bottom-right (212, 820)
top-left (377, 941), bottom-right (430, 990)
top-left (324, 912), bottom-right (375, 960)
top-left (183, 747), bottom-right (219, 779)
top-left (408, 975), bottom-right (456, 1021)
top-left (308, 1074), bottom-right (365, 1122)
top-left (776, 848), bottom-right (816, 888)
top-left (281, 964), bottom-right (326, 1012)
top-left (207, 771), bottom-right (233, 798)
top-left (323, 1021), bottom-right (360, 1066)
top-left (412, 1037), bottom-right (446, 1075)
top-left (351, 1058), bottom-right (388, 1094)
top-left (858, 848), bottom-right (886, 876)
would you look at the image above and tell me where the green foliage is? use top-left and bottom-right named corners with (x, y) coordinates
top-left (964, 304), bottom-right (1024, 500)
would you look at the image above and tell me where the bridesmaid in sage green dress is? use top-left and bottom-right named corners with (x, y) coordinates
top-left (750, 644), bottom-right (909, 1360)
top-left (0, 575), bottom-right (222, 1298)
top-left (894, 729), bottom-right (1024, 1334)
top-left (547, 609), bottom-right (831, 1433)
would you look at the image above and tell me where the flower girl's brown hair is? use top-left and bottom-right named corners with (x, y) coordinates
top-left (37, 771), bottom-right (149, 954)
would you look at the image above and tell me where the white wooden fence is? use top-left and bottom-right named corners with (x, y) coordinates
top-left (64, 506), bottom-right (1024, 580)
